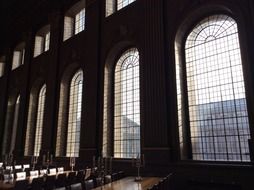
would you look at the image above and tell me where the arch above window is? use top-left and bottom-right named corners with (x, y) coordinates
top-left (175, 14), bottom-right (251, 162)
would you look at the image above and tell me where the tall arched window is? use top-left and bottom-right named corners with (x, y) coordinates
top-left (34, 85), bottom-right (46, 156)
top-left (103, 48), bottom-right (140, 158)
top-left (2, 95), bottom-right (20, 155)
top-left (64, 70), bottom-right (83, 157)
top-left (176, 15), bottom-right (251, 161)
top-left (56, 69), bottom-right (84, 157)
top-left (25, 84), bottom-right (46, 156)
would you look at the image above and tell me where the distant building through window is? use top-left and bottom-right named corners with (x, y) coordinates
top-left (176, 15), bottom-right (251, 161)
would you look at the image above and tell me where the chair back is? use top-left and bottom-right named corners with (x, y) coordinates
top-left (40, 169), bottom-right (48, 175)
top-left (84, 168), bottom-right (91, 179)
top-left (13, 179), bottom-right (28, 190)
top-left (16, 172), bottom-right (26, 180)
top-left (3, 174), bottom-right (14, 181)
top-left (57, 167), bottom-right (64, 173)
top-left (23, 164), bottom-right (30, 169)
top-left (49, 168), bottom-right (57, 175)
top-left (31, 177), bottom-right (44, 190)
top-left (70, 183), bottom-right (82, 190)
top-left (111, 172), bottom-right (118, 181)
top-left (30, 170), bottom-right (39, 178)
top-left (5, 165), bottom-right (13, 170)
top-left (84, 179), bottom-right (94, 190)
top-left (14, 165), bottom-right (22, 170)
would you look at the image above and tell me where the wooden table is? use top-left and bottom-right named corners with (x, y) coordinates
top-left (92, 177), bottom-right (161, 190)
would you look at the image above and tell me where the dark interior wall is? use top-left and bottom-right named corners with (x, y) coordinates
top-left (0, 0), bottom-right (254, 189)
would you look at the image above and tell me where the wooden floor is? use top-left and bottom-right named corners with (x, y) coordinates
top-left (92, 177), bottom-right (161, 190)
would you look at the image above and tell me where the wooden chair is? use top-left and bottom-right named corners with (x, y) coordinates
top-left (111, 172), bottom-right (118, 181)
top-left (70, 183), bottom-right (82, 190)
top-left (95, 177), bottom-right (103, 187)
top-left (104, 175), bottom-right (112, 184)
top-left (84, 168), bottom-right (91, 180)
top-left (84, 179), bottom-right (94, 190)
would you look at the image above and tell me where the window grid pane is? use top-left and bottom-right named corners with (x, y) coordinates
top-left (117, 0), bottom-right (135, 10)
top-left (181, 15), bottom-right (250, 161)
top-left (75, 9), bottom-right (85, 35)
top-left (34, 85), bottom-right (46, 156)
top-left (114, 48), bottom-right (140, 158)
top-left (66, 70), bottom-right (83, 157)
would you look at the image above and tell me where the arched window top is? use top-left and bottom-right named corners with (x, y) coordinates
top-left (185, 15), bottom-right (237, 49)
top-left (71, 69), bottom-right (83, 84)
top-left (16, 95), bottom-right (20, 104)
top-left (115, 48), bottom-right (139, 71)
top-left (39, 84), bottom-right (46, 96)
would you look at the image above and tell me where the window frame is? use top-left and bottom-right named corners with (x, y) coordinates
top-left (65, 69), bottom-right (83, 157)
top-left (103, 47), bottom-right (142, 159)
top-left (63, 0), bottom-right (86, 41)
top-left (24, 83), bottom-right (46, 156)
top-left (175, 12), bottom-right (254, 163)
